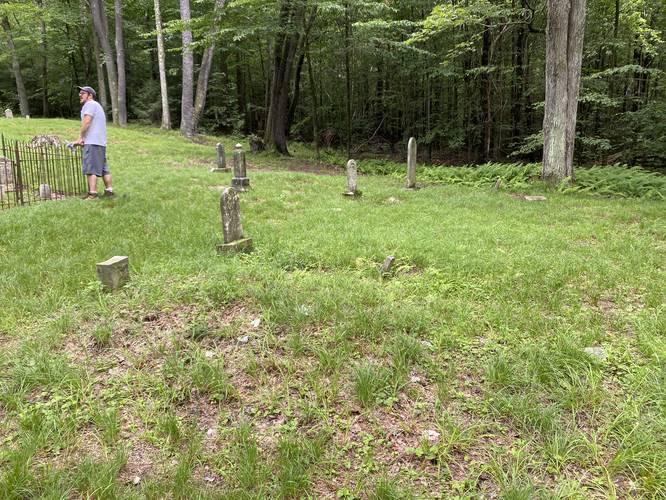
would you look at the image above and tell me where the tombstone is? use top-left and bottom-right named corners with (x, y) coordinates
top-left (342, 159), bottom-right (361, 197)
top-left (494, 178), bottom-right (502, 190)
top-left (406, 137), bottom-right (417, 189)
top-left (210, 143), bottom-right (229, 172)
top-left (39, 184), bottom-right (52, 200)
top-left (96, 256), bottom-right (130, 291)
top-left (4, 109), bottom-right (13, 119)
top-left (583, 346), bottom-right (607, 361)
top-left (249, 135), bottom-right (265, 153)
top-left (217, 187), bottom-right (253, 253)
top-left (231, 144), bottom-right (250, 190)
top-left (0, 157), bottom-right (13, 187)
top-left (25, 115), bottom-right (30, 120)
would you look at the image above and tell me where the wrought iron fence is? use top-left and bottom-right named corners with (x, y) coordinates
top-left (0, 134), bottom-right (87, 210)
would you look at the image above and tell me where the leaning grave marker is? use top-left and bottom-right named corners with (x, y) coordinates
top-left (217, 187), bottom-right (253, 253)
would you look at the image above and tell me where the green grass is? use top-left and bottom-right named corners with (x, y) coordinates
top-left (0, 119), bottom-right (665, 497)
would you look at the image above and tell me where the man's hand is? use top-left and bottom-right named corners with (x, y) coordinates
top-left (73, 138), bottom-right (84, 147)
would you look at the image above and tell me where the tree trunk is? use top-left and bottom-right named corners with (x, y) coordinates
top-left (153, 0), bottom-right (171, 129)
top-left (264, 0), bottom-right (302, 155)
top-left (480, 23), bottom-right (492, 162)
top-left (114, 0), bottom-right (127, 126)
top-left (90, 0), bottom-right (119, 124)
top-left (542, 0), bottom-right (586, 184)
top-left (343, 1), bottom-right (352, 159)
top-left (37, 0), bottom-right (49, 116)
top-left (92, 29), bottom-right (109, 110)
top-left (1, 16), bottom-right (30, 117)
top-left (306, 44), bottom-right (319, 160)
top-left (193, 0), bottom-right (227, 132)
top-left (179, 0), bottom-right (195, 137)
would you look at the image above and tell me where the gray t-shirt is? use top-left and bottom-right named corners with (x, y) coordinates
top-left (81, 100), bottom-right (107, 146)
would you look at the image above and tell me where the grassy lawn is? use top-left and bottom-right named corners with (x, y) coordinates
top-left (0, 119), bottom-right (665, 498)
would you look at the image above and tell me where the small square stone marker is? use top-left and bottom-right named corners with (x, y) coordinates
top-left (217, 187), bottom-right (253, 253)
top-left (96, 256), bottom-right (129, 291)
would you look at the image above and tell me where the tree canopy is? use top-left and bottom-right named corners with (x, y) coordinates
top-left (0, 0), bottom-right (664, 167)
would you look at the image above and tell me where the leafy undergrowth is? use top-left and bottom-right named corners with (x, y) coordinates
top-left (0, 119), bottom-right (665, 498)
top-left (341, 156), bottom-right (666, 200)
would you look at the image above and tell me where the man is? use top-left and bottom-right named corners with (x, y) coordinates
top-left (73, 86), bottom-right (114, 199)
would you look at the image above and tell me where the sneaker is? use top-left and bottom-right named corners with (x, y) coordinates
top-left (103, 190), bottom-right (115, 197)
top-left (83, 192), bottom-right (98, 200)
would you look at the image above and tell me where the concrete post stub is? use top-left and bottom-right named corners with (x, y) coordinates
top-left (96, 256), bottom-right (129, 291)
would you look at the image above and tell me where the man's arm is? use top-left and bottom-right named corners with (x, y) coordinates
top-left (74, 115), bottom-right (93, 146)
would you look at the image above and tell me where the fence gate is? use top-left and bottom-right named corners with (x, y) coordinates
top-left (0, 134), bottom-right (87, 210)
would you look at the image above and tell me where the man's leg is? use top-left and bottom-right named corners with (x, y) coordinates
top-left (87, 174), bottom-right (98, 194)
top-left (102, 174), bottom-right (112, 190)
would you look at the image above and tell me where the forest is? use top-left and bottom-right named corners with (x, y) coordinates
top-left (1, 0), bottom-right (665, 169)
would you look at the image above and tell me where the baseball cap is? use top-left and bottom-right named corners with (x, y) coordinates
top-left (77, 86), bottom-right (97, 97)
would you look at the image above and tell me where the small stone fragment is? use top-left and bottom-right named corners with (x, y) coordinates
top-left (250, 318), bottom-right (261, 328)
top-left (237, 335), bottom-right (250, 344)
top-left (583, 346), bottom-right (607, 360)
top-left (380, 255), bottom-right (395, 277)
top-left (206, 428), bottom-right (217, 438)
top-left (523, 195), bottom-right (547, 202)
top-left (132, 476), bottom-right (141, 486)
top-left (422, 429), bottom-right (440, 444)
top-left (204, 350), bottom-right (215, 359)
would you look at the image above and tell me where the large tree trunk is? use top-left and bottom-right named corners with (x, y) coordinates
top-left (37, 0), bottom-right (49, 117)
top-left (343, 1), bottom-right (352, 159)
top-left (1, 16), bottom-right (30, 117)
top-left (153, 0), bottom-right (170, 129)
top-left (114, 0), bottom-right (127, 126)
top-left (90, 0), bottom-right (119, 124)
top-left (193, 0), bottom-right (226, 131)
top-left (542, 0), bottom-right (586, 184)
top-left (179, 0), bottom-right (194, 137)
top-left (264, 0), bottom-right (302, 155)
top-left (92, 28), bottom-right (109, 110)
top-left (306, 44), bottom-right (319, 160)
top-left (479, 23), bottom-right (492, 163)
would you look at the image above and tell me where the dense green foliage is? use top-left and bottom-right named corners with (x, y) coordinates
top-left (0, 119), bottom-right (665, 497)
top-left (0, 0), bottom-right (665, 167)
top-left (344, 157), bottom-right (666, 199)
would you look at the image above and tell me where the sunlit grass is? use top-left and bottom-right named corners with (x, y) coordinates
top-left (0, 119), bottom-right (664, 497)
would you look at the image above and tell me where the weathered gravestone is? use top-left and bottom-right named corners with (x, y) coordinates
top-left (217, 187), bottom-right (253, 253)
top-left (4, 109), bottom-right (13, 119)
top-left (406, 137), bottom-right (417, 189)
top-left (231, 144), bottom-right (250, 190)
top-left (0, 157), bottom-right (13, 185)
top-left (96, 256), bottom-right (130, 291)
top-left (249, 135), bottom-right (265, 153)
top-left (39, 184), bottom-right (52, 200)
top-left (342, 159), bottom-right (361, 197)
top-left (211, 143), bottom-right (229, 172)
